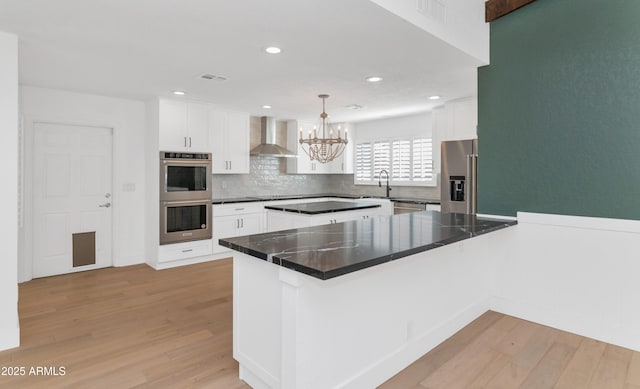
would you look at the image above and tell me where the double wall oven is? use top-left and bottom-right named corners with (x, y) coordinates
top-left (159, 152), bottom-right (212, 245)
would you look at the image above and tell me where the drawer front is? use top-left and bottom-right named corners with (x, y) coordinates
top-left (213, 203), bottom-right (264, 217)
top-left (158, 239), bottom-right (213, 262)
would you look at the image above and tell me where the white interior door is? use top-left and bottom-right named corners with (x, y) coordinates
top-left (33, 122), bottom-right (113, 278)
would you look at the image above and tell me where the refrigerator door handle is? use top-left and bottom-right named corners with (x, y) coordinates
top-left (466, 153), bottom-right (478, 214)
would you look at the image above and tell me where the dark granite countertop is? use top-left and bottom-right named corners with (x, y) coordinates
top-left (264, 201), bottom-right (381, 215)
top-left (212, 193), bottom-right (440, 205)
top-left (219, 211), bottom-right (516, 280)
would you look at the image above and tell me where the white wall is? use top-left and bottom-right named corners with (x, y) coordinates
top-left (19, 86), bottom-right (147, 281)
top-left (355, 111), bottom-right (432, 142)
top-left (0, 31), bottom-right (20, 351)
top-left (489, 212), bottom-right (640, 352)
top-left (369, 0), bottom-right (489, 64)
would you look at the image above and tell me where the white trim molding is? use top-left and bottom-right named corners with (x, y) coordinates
top-left (490, 212), bottom-right (640, 352)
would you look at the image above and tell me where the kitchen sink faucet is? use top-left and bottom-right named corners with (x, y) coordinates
top-left (378, 169), bottom-right (392, 198)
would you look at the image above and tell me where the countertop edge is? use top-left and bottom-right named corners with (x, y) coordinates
top-left (221, 216), bottom-right (517, 280)
top-left (264, 203), bottom-right (382, 215)
top-left (212, 194), bottom-right (440, 205)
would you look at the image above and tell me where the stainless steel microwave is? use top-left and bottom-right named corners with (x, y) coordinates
top-left (160, 199), bottom-right (212, 245)
top-left (159, 151), bottom-right (212, 201)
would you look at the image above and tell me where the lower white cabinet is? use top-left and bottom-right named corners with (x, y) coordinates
top-left (158, 239), bottom-right (213, 263)
top-left (426, 203), bottom-right (441, 211)
top-left (212, 199), bottom-right (393, 253)
top-left (212, 204), bottom-right (264, 253)
top-left (266, 200), bottom-right (392, 233)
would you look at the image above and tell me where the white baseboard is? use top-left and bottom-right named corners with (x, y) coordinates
top-left (150, 252), bottom-right (232, 270)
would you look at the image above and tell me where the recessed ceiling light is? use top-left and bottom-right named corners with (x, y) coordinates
top-left (262, 105), bottom-right (272, 109)
top-left (171, 90), bottom-right (186, 96)
top-left (365, 76), bottom-right (383, 83)
top-left (429, 95), bottom-right (441, 100)
top-left (345, 104), bottom-right (365, 110)
top-left (265, 46), bottom-right (282, 54)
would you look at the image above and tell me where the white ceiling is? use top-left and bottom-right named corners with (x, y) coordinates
top-left (0, 0), bottom-right (483, 123)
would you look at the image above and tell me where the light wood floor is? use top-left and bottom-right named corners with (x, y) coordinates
top-left (379, 311), bottom-right (640, 389)
top-left (0, 258), bottom-right (250, 389)
top-left (2, 259), bottom-right (639, 389)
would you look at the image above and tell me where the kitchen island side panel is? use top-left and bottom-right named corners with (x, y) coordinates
top-left (232, 230), bottom-right (500, 389)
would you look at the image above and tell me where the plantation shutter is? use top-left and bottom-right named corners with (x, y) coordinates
top-left (391, 140), bottom-right (411, 181)
top-left (373, 141), bottom-right (390, 178)
top-left (412, 138), bottom-right (433, 181)
top-left (355, 143), bottom-right (372, 181)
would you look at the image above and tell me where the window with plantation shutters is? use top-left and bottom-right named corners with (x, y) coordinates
top-left (355, 143), bottom-right (372, 181)
top-left (355, 137), bottom-right (435, 186)
top-left (391, 140), bottom-right (411, 181)
top-left (373, 141), bottom-right (390, 177)
top-left (412, 138), bottom-right (433, 182)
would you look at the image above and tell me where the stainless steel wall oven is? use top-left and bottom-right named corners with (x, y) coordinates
top-left (160, 199), bottom-right (212, 245)
top-left (159, 151), bottom-right (212, 201)
top-left (159, 151), bottom-right (212, 245)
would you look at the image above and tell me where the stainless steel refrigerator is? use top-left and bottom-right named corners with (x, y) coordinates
top-left (440, 139), bottom-right (478, 214)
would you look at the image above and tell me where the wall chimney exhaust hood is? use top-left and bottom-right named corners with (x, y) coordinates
top-left (250, 117), bottom-right (298, 158)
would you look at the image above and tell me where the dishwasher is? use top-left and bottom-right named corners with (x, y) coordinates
top-left (392, 201), bottom-right (426, 214)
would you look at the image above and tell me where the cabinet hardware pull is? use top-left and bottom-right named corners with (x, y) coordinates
top-left (184, 136), bottom-right (187, 147)
top-left (182, 249), bottom-right (193, 253)
top-left (241, 218), bottom-right (244, 228)
top-left (235, 208), bottom-right (245, 211)
top-left (189, 137), bottom-right (192, 148)
top-left (229, 160), bottom-right (232, 170)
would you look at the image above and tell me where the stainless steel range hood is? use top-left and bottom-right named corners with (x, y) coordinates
top-left (250, 117), bottom-right (298, 158)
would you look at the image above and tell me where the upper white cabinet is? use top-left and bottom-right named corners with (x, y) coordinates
top-left (211, 109), bottom-right (250, 174)
top-left (286, 120), bottom-right (326, 174)
top-left (155, 98), bottom-right (250, 173)
top-left (328, 123), bottom-right (354, 174)
top-left (286, 120), bottom-right (353, 174)
top-left (158, 99), bottom-right (210, 152)
top-left (433, 97), bottom-right (477, 142)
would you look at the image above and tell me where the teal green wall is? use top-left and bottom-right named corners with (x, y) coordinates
top-left (478, 0), bottom-right (640, 219)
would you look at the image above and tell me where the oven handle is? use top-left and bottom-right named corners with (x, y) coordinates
top-left (162, 160), bottom-right (211, 165)
top-left (162, 200), bottom-right (211, 206)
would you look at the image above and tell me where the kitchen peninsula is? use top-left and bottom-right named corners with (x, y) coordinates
top-left (220, 211), bottom-right (515, 389)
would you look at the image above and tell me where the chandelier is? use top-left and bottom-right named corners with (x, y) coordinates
top-left (299, 94), bottom-right (348, 163)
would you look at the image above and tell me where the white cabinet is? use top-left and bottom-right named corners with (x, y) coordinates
top-left (211, 109), bottom-right (250, 174)
top-left (286, 121), bottom-right (327, 174)
top-left (426, 203), bottom-right (441, 211)
top-left (433, 97), bottom-right (477, 142)
top-left (266, 211), bottom-right (309, 232)
top-left (158, 99), bottom-right (210, 152)
top-left (266, 199), bottom-right (393, 232)
top-left (327, 123), bottom-right (354, 174)
top-left (212, 204), bottom-right (264, 253)
top-left (158, 239), bottom-right (213, 263)
top-left (157, 99), bottom-right (249, 171)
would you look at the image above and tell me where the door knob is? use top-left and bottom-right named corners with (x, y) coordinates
top-left (99, 202), bottom-right (111, 208)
